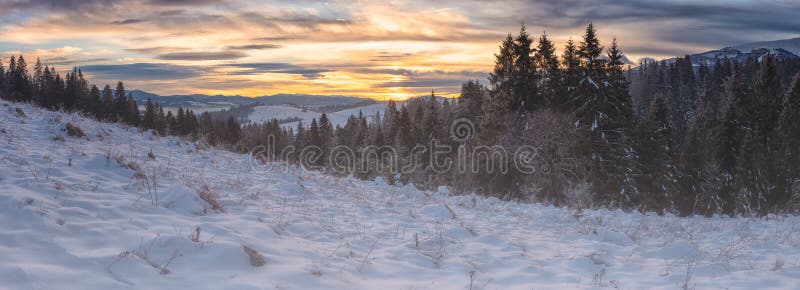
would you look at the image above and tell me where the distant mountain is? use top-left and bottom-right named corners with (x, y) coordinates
top-left (667, 37), bottom-right (800, 66)
top-left (129, 90), bottom-right (372, 110)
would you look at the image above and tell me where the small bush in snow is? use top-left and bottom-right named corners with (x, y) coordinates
top-left (65, 122), bottom-right (85, 138)
top-left (14, 107), bottom-right (25, 117)
top-left (242, 245), bottom-right (266, 267)
top-left (127, 161), bottom-right (145, 179)
top-left (197, 185), bottom-right (225, 212)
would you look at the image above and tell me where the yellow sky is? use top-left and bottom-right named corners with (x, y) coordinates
top-left (1, 0), bottom-right (796, 99)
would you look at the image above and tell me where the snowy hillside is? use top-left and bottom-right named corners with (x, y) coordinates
top-left (3, 99), bottom-right (800, 290)
top-left (729, 37), bottom-right (800, 56)
top-left (130, 90), bottom-right (370, 113)
top-left (653, 37), bottom-right (800, 67)
top-left (246, 103), bottom-right (388, 128)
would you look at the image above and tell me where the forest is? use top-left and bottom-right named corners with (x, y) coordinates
top-left (2, 23), bottom-right (799, 216)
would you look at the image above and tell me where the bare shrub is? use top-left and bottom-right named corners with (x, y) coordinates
top-left (512, 110), bottom-right (586, 205)
top-left (128, 161), bottom-right (146, 180)
top-left (197, 185), bottom-right (225, 212)
top-left (52, 135), bottom-right (65, 142)
top-left (565, 179), bottom-right (593, 215)
top-left (126, 160), bottom-right (159, 206)
top-left (681, 258), bottom-right (697, 290)
top-left (133, 237), bottom-right (179, 275)
top-left (306, 264), bottom-right (323, 276)
top-left (148, 150), bottom-right (156, 160)
top-left (190, 227), bottom-right (201, 243)
top-left (65, 122), bottom-right (85, 138)
top-left (14, 107), bottom-right (25, 117)
top-left (242, 245), bottom-right (266, 267)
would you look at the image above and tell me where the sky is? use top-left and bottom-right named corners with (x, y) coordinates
top-left (0, 0), bottom-right (798, 99)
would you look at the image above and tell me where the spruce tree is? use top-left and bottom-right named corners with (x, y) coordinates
top-left (176, 107), bottom-right (186, 135)
top-left (577, 23), bottom-right (604, 77)
top-left (560, 38), bottom-right (581, 110)
top-left (753, 55), bottom-right (783, 210)
top-left (535, 32), bottom-right (560, 108)
top-left (143, 99), bottom-right (156, 130)
top-left (101, 84), bottom-right (114, 120)
top-left (457, 80), bottom-right (486, 121)
top-left (573, 24), bottom-right (638, 206)
top-left (638, 96), bottom-right (677, 212)
top-left (777, 74), bottom-right (800, 210)
top-left (714, 63), bottom-right (752, 214)
top-left (488, 34), bottom-right (516, 116)
top-left (513, 24), bottom-right (537, 111)
top-left (680, 72), bottom-right (720, 215)
top-left (113, 82), bottom-right (127, 122)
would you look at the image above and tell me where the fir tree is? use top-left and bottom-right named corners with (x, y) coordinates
top-left (560, 38), bottom-right (581, 110)
top-left (679, 72), bottom-right (720, 215)
top-left (577, 23), bottom-right (604, 77)
top-left (638, 96), bottom-right (678, 212)
top-left (143, 99), bottom-right (156, 130)
top-left (113, 82), bottom-right (127, 122)
top-left (777, 74), bottom-right (800, 209)
top-left (714, 63), bottom-right (752, 214)
top-left (488, 34), bottom-right (516, 115)
top-left (513, 24), bottom-right (537, 111)
top-left (535, 31), bottom-right (560, 108)
top-left (101, 84), bottom-right (114, 120)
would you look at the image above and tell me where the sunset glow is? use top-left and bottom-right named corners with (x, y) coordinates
top-left (0, 0), bottom-right (797, 99)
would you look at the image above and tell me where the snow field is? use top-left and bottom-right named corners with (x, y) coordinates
top-left (245, 103), bottom-right (388, 129)
top-left (2, 99), bottom-right (800, 289)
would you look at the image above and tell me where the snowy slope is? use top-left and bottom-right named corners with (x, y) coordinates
top-left (649, 37), bottom-right (800, 68)
top-left (246, 103), bottom-right (388, 129)
top-left (729, 37), bottom-right (800, 56)
top-left (3, 99), bottom-right (800, 289)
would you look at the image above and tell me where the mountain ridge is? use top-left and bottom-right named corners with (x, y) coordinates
top-left (658, 36), bottom-right (800, 66)
top-left (129, 90), bottom-right (373, 109)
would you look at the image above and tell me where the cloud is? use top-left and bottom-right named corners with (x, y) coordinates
top-left (156, 51), bottom-right (247, 60)
top-left (44, 57), bottom-right (110, 65)
top-left (3, 0), bottom-right (799, 98)
top-left (80, 63), bottom-right (202, 80)
top-left (124, 46), bottom-right (184, 54)
top-left (219, 63), bottom-right (333, 78)
top-left (252, 36), bottom-right (303, 41)
top-left (370, 52), bottom-right (414, 62)
top-left (372, 79), bottom-right (467, 88)
top-left (112, 18), bottom-right (146, 25)
top-left (226, 44), bottom-right (282, 50)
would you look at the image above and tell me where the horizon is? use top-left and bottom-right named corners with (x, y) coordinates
top-left (1, 0), bottom-right (799, 100)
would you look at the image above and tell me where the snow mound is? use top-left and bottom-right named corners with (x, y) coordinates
top-left (159, 185), bottom-right (208, 214)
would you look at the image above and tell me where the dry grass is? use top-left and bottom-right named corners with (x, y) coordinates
top-left (242, 245), bottom-right (266, 267)
top-left (197, 185), bottom-right (225, 212)
top-left (65, 122), bottom-right (85, 138)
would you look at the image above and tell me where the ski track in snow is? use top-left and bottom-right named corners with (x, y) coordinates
top-left (2, 99), bottom-right (800, 289)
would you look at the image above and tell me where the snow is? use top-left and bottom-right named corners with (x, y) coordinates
top-left (245, 103), bottom-right (388, 129)
top-left (3, 99), bottom-right (800, 289)
top-left (729, 37), bottom-right (800, 56)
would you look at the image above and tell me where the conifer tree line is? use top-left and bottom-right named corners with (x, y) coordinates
top-left (0, 55), bottom-right (243, 147)
top-left (245, 23), bottom-right (800, 216)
